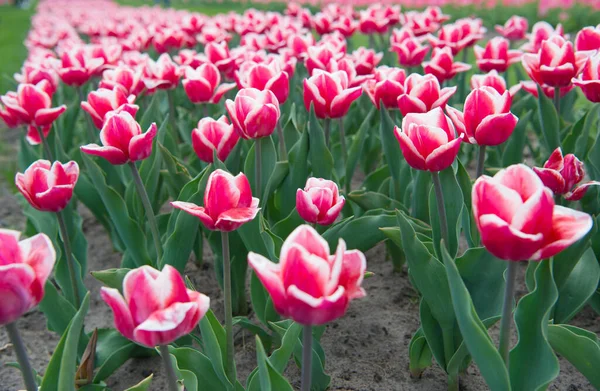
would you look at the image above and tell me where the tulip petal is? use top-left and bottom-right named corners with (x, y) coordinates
top-left (395, 127), bottom-right (427, 171)
top-left (319, 197), bottom-right (345, 225)
top-left (286, 285), bottom-right (349, 325)
top-left (425, 136), bottom-right (462, 172)
top-left (129, 123), bottom-right (157, 162)
top-left (338, 249), bottom-right (367, 299)
top-left (123, 266), bottom-right (163, 325)
top-left (34, 106), bottom-right (66, 127)
top-left (533, 167), bottom-right (566, 194)
top-left (215, 206), bottom-right (260, 231)
top-left (565, 182), bottom-right (600, 201)
top-left (495, 164), bottom-right (545, 200)
top-left (478, 214), bottom-right (544, 261)
top-left (100, 287), bottom-right (135, 341)
top-left (296, 189), bottom-right (320, 224)
top-left (248, 252), bottom-right (287, 315)
top-left (474, 112), bottom-right (518, 146)
top-left (171, 201), bottom-right (215, 230)
top-left (80, 144), bottom-right (129, 165)
top-left (133, 301), bottom-right (196, 347)
top-left (280, 225), bottom-right (330, 264)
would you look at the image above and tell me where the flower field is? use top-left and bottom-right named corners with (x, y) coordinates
top-left (1, 0), bottom-right (600, 390)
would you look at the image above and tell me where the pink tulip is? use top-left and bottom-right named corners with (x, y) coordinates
top-left (521, 22), bottom-right (565, 53)
top-left (143, 53), bottom-right (181, 91)
top-left (313, 12), bottom-right (334, 35)
top-left (394, 107), bottom-right (462, 172)
top-left (191, 116), bottom-right (240, 163)
top-left (99, 66), bottom-right (145, 96)
top-left (0, 229), bottom-right (55, 325)
top-left (236, 61), bottom-right (290, 104)
top-left (14, 64), bottom-right (59, 96)
top-left (472, 164), bottom-right (593, 261)
top-left (471, 70), bottom-right (522, 97)
top-left (401, 11), bottom-right (440, 37)
top-left (57, 47), bottom-right (104, 87)
top-left (428, 18), bottom-right (485, 55)
top-left (350, 47), bottom-right (383, 76)
top-left (331, 16), bottom-right (357, 38)
top-left (358, 7), bottom-right (390, 35)
top-left (329, 57), bottom-right (372, 88)
top-left (174, 49), bottom-right (207, 69)
top-left (80, 111), bottom-right (157, 165)
top-left (364, 66), bottom-right (406, 110)
top-left (101, 265), bottom-right (210, 348)
top-left (303, 70), bottom-right (362, 119)
top-left (248, 225), bottom-right (366, 325)
top-left (397, 73), bottom-right (456, 116)
top-left (296, 178), bottom-right (346, 226)
top-left (171, 169), bottom-right (259, 232)
top-left (533, 148), bottom-right (600, 201)
top-left (522, 35), bottom-right (592, 88)
top-left (495, 16), bottom-right (528, 41)
top-left (287, 33), bottom-right (315, 58)
top-left (304, 44), bottom-right (344, 76)
top-left (81, 87), bottom-right (138, 129)
top-left (225, 88), bottom-right (280, 140)
top-left (474, 37), bottom-right (522, 73)
top-left (573, 53), bottom-right (600, 103)
top-left (390, 28), bottom-right (430, 68)
top-left (575, 26), bottom-right (600, 51)
top-left (205, 42), bottom-right (237, 80)
top-left (446, 87), bottom-right (518, 146)
top-left (15, 160), bottom-right (79, 212)
top-left (423, 47), bottom-right (471, 84)
top-left (183, 64), bottom-right (236, 104)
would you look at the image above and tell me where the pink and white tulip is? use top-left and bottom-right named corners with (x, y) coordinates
top-left (225, 88), bottom-right (280, 140)
top-left (191, 116), bottom-right (240, 163)
top-left (16, 160), bottom-right (79, 212)
top-left (296, 178), bottom-right (345, 226)
top-left (397, 73), bottom-right (456, 116)
top-left (303, 70), bottom-right (362, 119)
top-left (81, 87), bottom-right (138, 129)
top-left (183, 63), bottom-right (236, 104)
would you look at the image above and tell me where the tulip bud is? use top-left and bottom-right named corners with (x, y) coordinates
top-left (474, 37), bottom-right (522, 73)
top-left (81, 87), bottom-right (139, 129)
top-left (495, 16), bottom-right (528, 41)
top-left (16, 160), bottom-right (79, 212)
top-left (191, 116), bottom-right (240, 163)
top-left (397, 73), bottom-right (456, 116)
top-left (303, 70), bottom-right (362, 119)
top-left (225, 88), bottom-right (280, 139)
top-left (236, 61), bottom-right (290, 104)
top-left (183, 63), bottom-right (236, 104)
top-left (296, 178), bottom-right (346, 226)
top-left (423, 47), bottom-right (471, 84)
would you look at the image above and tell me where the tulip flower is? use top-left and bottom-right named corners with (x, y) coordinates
top-left (57, 47), bottom-right (104, 87)
top-left (428, 18), bottom-right (485, 55)
top-left (423, 47), bottom-right (471, 84)
top-left (495, 16), bottom-right (528, 41)
top-left (521, 22), bottom-right (565, 53)
top-left (474, 37), bottom-right (522, 73)
top-left (313, 12), bottom-right (334, 35)
top-left (183, 63), bottom-right (236, 105)
top-left (225, 88), bottom-right (280, 140)
top-left (296, 178), bottom-right (346, 226)
top-left (205, 42), bottom-right (236, 80)
top-left (143, 53), bottom-right (181, 91)
top-left (191, 116), bottom-right (240, 163)
top-left (81, 111), bottom-right (157, 165)
top-left (248, 224), bottom-right (366, 326)
top-left (573, 53), bottom-right (600, 103)
top-left (304, 44), bottom-right (345, 76)
top-left (401, 11), bottom-right (440, 37)
top-left (533, 148), bottom-right (600, 201)
top-left (331, 15), bottom-right (357, 38)
top-left (471, 70), bottom-right (521, 97)
top-left (14, 63), bottom-right (59, 96)
top-left (575, 26), bottom-right (600, 51)
top-left (99, 65), bottom-right (145, 96)
top-left (394, 107), bottom-right (462, 173)
top-left (15, 160), bottom-right (79, 213)
top-left (350, 47), bottom-right (383, 76)
top-left (1, 229), bottom-right (56, 391)
top-left (522, 35), bottom-right (592, 88)
top-left (364, 66), bottom-right (406, 110)
top-left (397, 73), bottom-right (456, 116)
top-left (303, 70), bottom-right (362, 120)
top-left (81, 87), bottom-right (139, 129)
top-left (287, 33), bottom-right (315, 58)
top-left (235, 61), bottom-right (290, 104)
top-left (390, 28), bottom-right (430, 68)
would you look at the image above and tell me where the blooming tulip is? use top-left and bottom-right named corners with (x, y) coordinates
top-left (205, 42), bottom-right (236, 80)
top-left (191, 116), bottom-right (240, 163)
top-left (15, 160), bottom-right (79, 212)
top-left (401, 11), bottom-right (440, 37)
top-left (0, 229), bottom-right (55, 325)
top-left (472, 164), bottom-right (593, 261)
top-left (446, 87), bottom-right (518, 146)
top-left (225, 88), bottom-right (280, 140)
top-left (474, 37), bottom-right (522, 73)
top-left (143, 53), bottom-right (181, 91)
top-left (522, 35), bottom-right (591, 87)
top-left (495, 16), bottom-right (528, 41)
top-left (14, 63), bottom-right (59, 96)
top-left (183, 64), bottom-right (236, 104)
top-left (81, 87), bottom-right (139, 129)
top-left (99, 66), bottom-right (145, 96)
top-left (471, 70), bottom-right (521, 97)
top-left (101, 265), bottom-right (210, 348)
top-left (235, 61), bottom-right (290, 104)
top-left (423, 47), bottom-right (471, 84)
top-left (573, 53), bottom-right (600, 103)
top-left (287, 33), bottom-right (315, 58)
top-left (304, 44), bottom-right (344, 76)
top-left (390, 28), bottom-right (430, 68)
top-left (533, 148), bottom-right (600, 201)
top-left (364, 66), bottom-right (406, 110)
top-left (521, 21), bottom-right (565, 53)
top-left (397, 73), bottom-right (456, 116)
top-left (296, 178), bottom-right (345, 226)
top-left (351, 47), bottom-right (383, 76)
top-left (575, 26), bottom-right (600, 51)
top-left (394, 107), bottom-right (462, 172)
top-left (248, 225), bottom-right (366, 325)
top-left (428, 18), bottom-right (485, 55)
top-left (303, 70), bottom-right (362, 119)
top-left (80, 111), bottom-right (157, 165)
top-left (57, 47), bottom-right (104, 87)
top-left (171, 169), bottom-right (259, 232)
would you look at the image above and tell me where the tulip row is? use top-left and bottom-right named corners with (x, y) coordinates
top-left (1, 0), bottom-right (600, 390)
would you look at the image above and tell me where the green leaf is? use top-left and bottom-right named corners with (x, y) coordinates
top-left (509, 259), bottom-right (559, 391)
top-left (579, 104), bottom-right (600, 160)
top-left (547, 324), bottom-right (600, 389)
top-left (419, 299), bottom-right (448, 371)
top-left (199, 311), bottom-right (234, 389)
top-left (255, 336), bottom-right (294, 391)
top-left (347, 190), bottom-right (406, 212)
top-left (408, 328), bottom-right (433, 378)
top-left (38, 281), bottom-right (77, 335)
top-left (93, 329), bottom-right (139, 382)
top-left (554, 248), bottom-right (600, 324)
top-left (81, 153), bottom-right (151, 266)
top-left (269, 322), bottom-right (302, 373)
top-left (244, 136), bottom-right (278, 198)
top-left (553, 222), bottom-right (597, 291)
top-left (158, 142), bottom-right (192, 197)
top-left (322, 210), bottom-right (397, 252)
top-left (262, 161), bottom-right (289, 209)
top-left (503, 111), bottom-right (532, 166)
top-left (169, 346), bottom-right (225, 391)
top-left (91, 268), bottom-right (130, 292)
top-left (308, 104), bottom-right (334, 179)
top-left (536, 85), bottom-right (561, 153)
top-left (278, 123), bottom-right (309, 218)
top-left (562, 110), bottom-right (588, 156)
top-left (441, 245), bottom-right (511, 391)
top-left (345, 107), bottom-right (375, 192)
top-left (124, 374), bottom-right (153, 391)
top-left (411, 170), bottom-right (430, 223)
top-left (428, 168), bottom-right (463, 259)
top-left (379, 108), bottom-right (403, 200)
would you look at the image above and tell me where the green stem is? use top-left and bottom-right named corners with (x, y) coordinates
top-left (158, 345), bottom-right (180, 391)
top-left (35, 125), bottom-right (54, 161)
top-left (498, 261), bottom-right (518, 364)
top-left (221, 231), bottom-right (237, 382)
top-left (77, 87), bottom-right (97, 142)
top-left (323, 118), bottom-right (331, 148)
top-left (167, 89), bottom-right (179, 141)
top-left (338, 117), bottom-right (347, 168)
top-left (5, 323), bottom-right (38, 391)
top-left (203, 103), bottom-right (209, 118)
top-left (553, 87), bottom-right (561, 114)
top-left (255, 139), bottom-right (262, 197)
top-left (277, 121), bottom-right (287, 161)
top-left (431, 171), bottom-right (449, 249)
top-left (128, 162), bottom-right (163, 261)
top-left (475, 145), bottom-right (486, 178)
top-left (301, 325), bottom-right (313, 391)
top-left (56, 211), bottom-right (81, 307)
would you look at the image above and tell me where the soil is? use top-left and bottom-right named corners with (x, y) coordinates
top-left (0, 128), bottom-right (598, 391)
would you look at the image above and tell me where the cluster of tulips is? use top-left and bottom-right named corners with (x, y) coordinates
top-left (2, 0), bottom-right (600, 390)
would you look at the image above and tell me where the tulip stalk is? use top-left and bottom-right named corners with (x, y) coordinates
top-left (498, 261), bottom-right (518, 364)
top-left (338, 117), bottom-right (347, 168)
top-left (128, 162), bottom-right (163, 261)
top-left (167, 89), bottom-right (178, 141)
top-left (158, 345), bottom-right (180, 391)
top-left (221, 231), bottom-right (237, 382)
top-left (431, 171), bottom-right (449, 249)
top-left (5, 323), bottom-right (38, 391)
top-left (277, 121), bottom-right (287, 160)
top-left (255, 140), bottom-right (262, 197)
top-left (34, 125), bottom-right (54, 161)
top-left (56, 211), bottom-right (82, 307)
top-left (323, 118), bottom-right (331, 148)
top-left (301, 325), bottom-right (313, 391)
top-left (475, 145), bottom-right (486, 178)
top-left (553, 87), bottom-right (561, 113)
